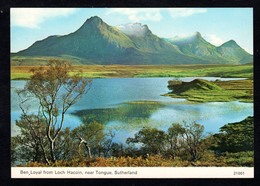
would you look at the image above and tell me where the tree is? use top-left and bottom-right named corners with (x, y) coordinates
top-left (166, 122), bottom-right (209, 161)
top-left (11, 113), bottom-right (79, 165)
top-left (15, 60), bottom-right (92, 163)
top-left (211, 116), bottom-right (254, 153)
top-left (126, 127), bottom-right (168, 156)
top-left (125, 122), bottom-right (210, 161)
top-left (11, 114), bottom-right (48, 164)
top-left (166, 123), bottom-right (186, 157)
top-left (182, 122), bottom-right (205, 161)
top-left (72, 121), bottom-right (114, 159)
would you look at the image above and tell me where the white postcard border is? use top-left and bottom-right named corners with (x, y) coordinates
top-left (11, 167), bottom-right (254, 178)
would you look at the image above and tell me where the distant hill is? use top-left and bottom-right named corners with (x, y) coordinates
top-left (11, 16), bottom-right (253, 66)
top-left (217, 40), bottom-right (253, 63)
top-left (164, 32), bottom-right (252, 64)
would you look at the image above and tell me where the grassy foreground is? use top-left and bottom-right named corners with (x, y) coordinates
top-left (11, 63), bottom-right (253, 80)
top-left (166, 79), bottom-right (253, 103)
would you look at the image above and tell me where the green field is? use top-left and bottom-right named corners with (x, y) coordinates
top-left (11, 63), bottom-right (253, 80)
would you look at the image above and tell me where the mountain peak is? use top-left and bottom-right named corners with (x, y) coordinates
top-left (76, 16), bottom-right (106, 34)
top-left (217, 39), bottom-right (252, 62)
top-left (83, 16), bottom-right (104, 26)
top-left (221, 40), bottom-right (239, 48)
top-left (226, 40), bottom-right (237, 45)
top-left (115, 23), bottom-right (151, 37)
top-left (195, 31), bottom-right (202, 37)
top-left (167, 32), bottom-right (203, 45)
top-left (88, 16), bottom-right (102, 22)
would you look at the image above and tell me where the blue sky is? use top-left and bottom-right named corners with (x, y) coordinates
top-left (11, 8), bottom-right (253, 54)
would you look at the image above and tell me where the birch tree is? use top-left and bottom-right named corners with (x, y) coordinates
top-left (16, 60), bottom-right (92, 163)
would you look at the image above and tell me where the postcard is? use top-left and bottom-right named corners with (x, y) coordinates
top-left (10, 7), bottom-right (254, 178)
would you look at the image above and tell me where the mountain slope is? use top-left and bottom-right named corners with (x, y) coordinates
top-left (165, 32), bottom-right (230, 64)
top-left (117, 23), bottom-right (180, 53)
top-left (164, 32), bottom-right (253, 64)
top-left (217, 40), bottom-right (253, 64)
top-left (15, 16), bottom-right (138, 64)
top-left (115, 23), bottom-right (211, 65)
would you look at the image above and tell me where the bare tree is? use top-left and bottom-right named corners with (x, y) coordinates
top-left (16, 60), bottom-right (92, 163)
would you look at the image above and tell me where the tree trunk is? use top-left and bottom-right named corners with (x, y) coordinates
top-left (77, 134), bottom-right (92, 159)
top-left (50, 140), bottom-right (56, 161)
top-left (85, 144), bottom-right (92, 159)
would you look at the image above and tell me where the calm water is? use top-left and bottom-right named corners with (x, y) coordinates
top-left (11, 77), bottom-right (253, 143)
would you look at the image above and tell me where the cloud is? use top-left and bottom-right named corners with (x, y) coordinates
top-left (172, 32), bottom-right (198, 39)
top-left (168, 8), bottom-right (207, 18)
top-left (204, 34), bottom-right (224, 46)
top-left (11, 8), bottom-right (77, 28)
top-left (106, 8), bottom-right (162, 22)
top-left (106, 8), bottom-right (207, 22)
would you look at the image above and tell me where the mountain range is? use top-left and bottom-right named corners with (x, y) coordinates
top-left (11, 16), bottom-right (253, 66)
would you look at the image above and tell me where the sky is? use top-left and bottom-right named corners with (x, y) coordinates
top-left (11, 8), bottom-right (253, 54)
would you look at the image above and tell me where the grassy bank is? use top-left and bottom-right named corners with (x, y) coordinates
top-left (166, 79), bottom-right (253, 103)
top-left (11, 63), bottom-right (253, 80)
